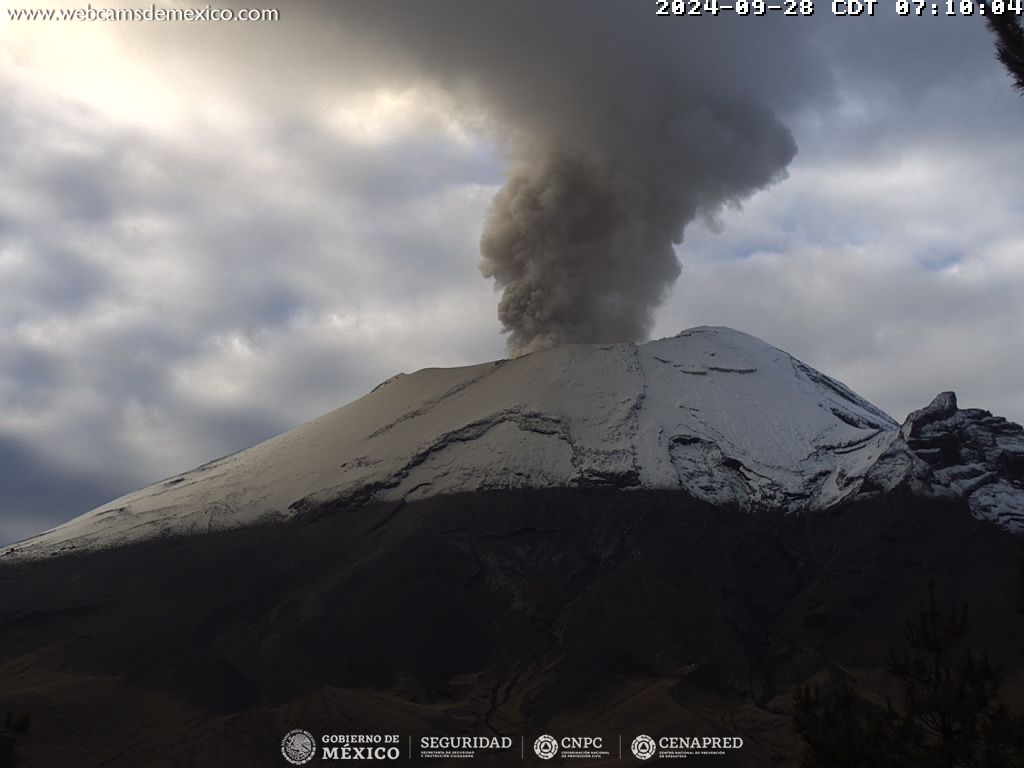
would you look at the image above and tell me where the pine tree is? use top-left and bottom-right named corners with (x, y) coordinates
top-left (984, 2), bottom-right (1024, 93)
top-left (795, 583), bottom-right (1024, 767)
top-left (793, 677), bottom-right (893, 767)
top-left (887, 584), bottom-right (1012, 766)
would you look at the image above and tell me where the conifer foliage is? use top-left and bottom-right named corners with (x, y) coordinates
top-left (795, 583), bottom-right (1024, 767)
top-left (985, 2), bottom-right (1024, 92)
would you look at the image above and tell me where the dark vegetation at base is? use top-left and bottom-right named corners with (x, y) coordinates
top-left (0, 489), bottom-right (1022, 766)
top-left (0, 712), bottom-right (30, 768)
top-left (795, 581), bottom-right (1024, 767)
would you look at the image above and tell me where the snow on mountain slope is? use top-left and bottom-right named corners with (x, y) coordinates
top-left (3, 326), bottom-right (1021, 561)
top-left (863, 391), bottom-right (1024, 531)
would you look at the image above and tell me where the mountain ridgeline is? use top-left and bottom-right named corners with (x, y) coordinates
top-left (1, 327), bottom-right (1023, 767)
top-left (4, 327), bottom-right (1023, 562)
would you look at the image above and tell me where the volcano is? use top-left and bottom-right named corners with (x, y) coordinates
top-left (1, 327), bottom-right (1023, 767)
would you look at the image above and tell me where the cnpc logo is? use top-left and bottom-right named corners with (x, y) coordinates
top-left (534, 734), bottom-right (605, 759)
top-left (534, 735), bottom-right (558, 760)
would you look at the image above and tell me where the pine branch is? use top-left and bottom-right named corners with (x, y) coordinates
top-left (984, 2), bottom-right (1024, 92)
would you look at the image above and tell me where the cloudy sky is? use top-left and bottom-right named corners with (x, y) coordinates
top-left (1, 1), bottom-right (1022, 545)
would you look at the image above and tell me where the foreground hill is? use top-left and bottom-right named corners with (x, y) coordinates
top-left (1, 490), bottom-right (1023, 766)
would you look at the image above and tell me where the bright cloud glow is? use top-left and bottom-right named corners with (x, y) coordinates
top-left (324, 87), bottom-right (476, 148)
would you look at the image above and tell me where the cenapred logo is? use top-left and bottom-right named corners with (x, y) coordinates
top-left (631, 734), bottom-right (656, 761)
top-left (534, 734), bottom-right (559, 760)
top-left (281, 729), bottom-right (317, 765)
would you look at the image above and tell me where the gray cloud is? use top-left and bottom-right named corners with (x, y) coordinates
top-left (655, 20), bottom-right (1024, 425)
top-left (1, 6), bottom-right (1022, 547)
top-left (0, 65), bottom-right (502, 544)
top-left (0, 432), bottom-right (124, 546)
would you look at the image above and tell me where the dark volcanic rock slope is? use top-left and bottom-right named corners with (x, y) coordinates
top-left (1, 490), bottom-right (1023, 767)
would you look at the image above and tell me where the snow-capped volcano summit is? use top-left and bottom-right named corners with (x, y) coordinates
top-left (3, 329), bottom-right (1024, 768)
top-left (4, 326), bottom-right (1023, 561)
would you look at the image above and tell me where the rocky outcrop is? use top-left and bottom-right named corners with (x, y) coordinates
top-left (860, 392), bottom-right (1024, 531)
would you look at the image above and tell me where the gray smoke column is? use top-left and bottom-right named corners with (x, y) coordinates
top-left (480, 105), bottom-right (797, 355)
top-left (299, 2), bottom-right (828, 355)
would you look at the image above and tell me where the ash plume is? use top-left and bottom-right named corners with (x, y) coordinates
top-left (480, 106), bottom-right (796, 355)
top-left (297, 2), bottom-right (829, 355)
